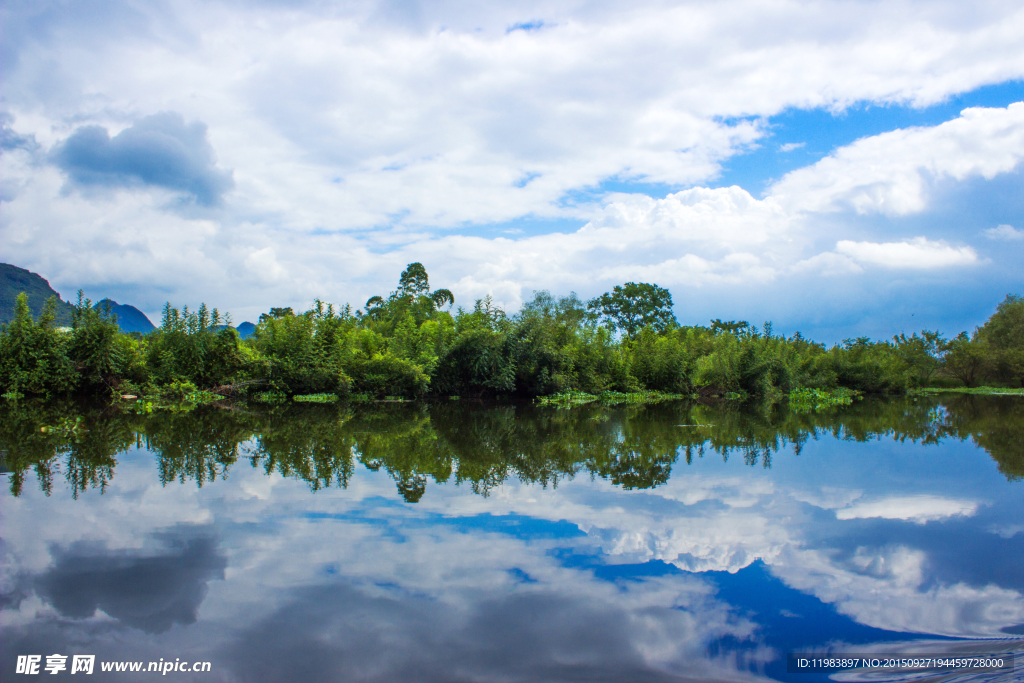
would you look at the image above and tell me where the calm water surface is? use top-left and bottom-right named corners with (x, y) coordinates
top-left (1, 395), bottom-right (1022, 682)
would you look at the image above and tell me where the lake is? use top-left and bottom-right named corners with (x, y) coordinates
top-left (1, 395), bottom-right (1022, 681)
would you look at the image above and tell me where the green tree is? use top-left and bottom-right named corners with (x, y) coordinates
top-left (977, 294), bottom-right (1024, 387)
top-left (259, 307), bottom-right (294, 323)
top-left (362, 263), bottom-right (454, 328)
top-left (587, 282), bottom-right (677, 338)
top-left (251, 301), bottom-right (354, 396)
top-left (147, 302), bottom-right (245, 389)
top-left (709, 319), bottom-right (749, 335)
top-left (0, 293), bottom-right (77, 395)
top-left (941, 333), bottom-right (989, 388)
top-left (892, 330), bottom-right (945, 386)
top-left (979, 294), bottom-right (1024, 349)
top-left (397, 262), bottom-right (430, 297)
top-left (67, 291), bottom-right (127, 391)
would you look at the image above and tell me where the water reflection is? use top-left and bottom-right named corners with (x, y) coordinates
top-left (35, 531), bottom-right (225, 634)
top-left (1, 396), bottom-right (1022, 681)
top-left (2, 395), bottom-right (1022, 501)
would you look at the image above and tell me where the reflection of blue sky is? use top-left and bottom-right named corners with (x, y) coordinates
top-left (2, 430), bottom-right (1023, 680)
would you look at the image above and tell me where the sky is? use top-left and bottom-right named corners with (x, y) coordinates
top-left (1, 0), bottom-right (1023, 341)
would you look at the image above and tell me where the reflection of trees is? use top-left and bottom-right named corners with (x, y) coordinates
top-left (937, 395), bottom-right (1024, 481)
top-left (247, 404), bottom-right (356, 491)
top-left (353, 405), bottom-right (453, 501)
top-left (144, 409), bottom-right (253, 487)
top-left (2, 393), bottom-right (1021, 500)
top-left (0, 400), bottom-right (130, 498)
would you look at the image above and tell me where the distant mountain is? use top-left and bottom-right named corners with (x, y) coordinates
top-left (0, 263), bottom-right (76, 325)
top-left (211, 322), bottom-right (255, 338)
top-left (94, 298), bottom-right (156, 334)
top-left (236, 321), bottom-right (256, 339)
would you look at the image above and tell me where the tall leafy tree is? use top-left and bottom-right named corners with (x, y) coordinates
top-left (587, 282), bottom-right (676, 338)
top-left (942, 333), bottom-right (989, 388)
top-left (892, 330), bottom-right (945, 386)
top-left (364, 263), bottom-right (454, 321)
top-left (977, 294), bottom-right (1024, 387)
top-left (397, 262), bottom-right (430, 297)
top-left (979, 294), bottom-right (1024, 349)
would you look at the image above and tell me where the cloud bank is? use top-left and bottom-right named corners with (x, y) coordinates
top-left (0, 0), bottom-right (1022, 336)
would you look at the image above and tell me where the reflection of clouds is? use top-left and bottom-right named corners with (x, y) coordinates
top-left (989, 523), bottom-right (1024, 539)
top-left (388, 458), bottom-right (1024, 637)
top-left (848, 545), bottom-right (924, 584)
top-left (416, 467), bottom-right (1024, 637)
top-left (789, 486), bottom-right (863, 510)
top-left (835, 496), bottom-right (978, 523)
top-left (588, 506), bottom-right (793, 573)
top-left (452, 475), bottom-right (800, 573)
top-left (35, 531), bottom-right (225, 633)
top-left (774, 545), bottom-right (1024, 637)
top-left (224, 578), bottom-right (763, 683)
top-left (0, 444), bottom-right (215, 577)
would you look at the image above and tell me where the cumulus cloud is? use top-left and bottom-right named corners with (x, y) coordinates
top-left (6, 0), bottom-right (1024, 229)
top-left (244, 246), bottom-right (287, 284)
top-left (833, 238), bottom-right (980, 269)
top-left (362, 185), bottom-right (792, 310)
top-left (50, 112), bottom-right (233, 206)
top-left (771, 103), bottom-right (1024, 216)
top-left (985, 224), bottom-right (1024, 240)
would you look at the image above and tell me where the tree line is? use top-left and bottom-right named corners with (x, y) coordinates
top-left (1, 263), bottom-right (1022, 401)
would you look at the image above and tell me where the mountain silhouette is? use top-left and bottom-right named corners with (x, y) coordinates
top-left (94, 299), bottom-right (156, 334)
top-left (0, 263), bottom-right (77, 325)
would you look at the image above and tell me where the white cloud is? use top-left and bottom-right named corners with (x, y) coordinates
top-left (244, 246), bottom-right (287, 283)
top-left (835, 237), bottom-right (980, 269)
top-left (779, 142), bottom-right (805, 152)
top-left (789, 252), bottom-right (864, 276)
top-left (984, 224), bottom-right (1024, 240)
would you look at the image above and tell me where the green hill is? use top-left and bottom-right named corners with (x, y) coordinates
top-left (0, 263), bottom-right (77, 325)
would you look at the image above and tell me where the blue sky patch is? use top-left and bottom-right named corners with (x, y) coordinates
top-left (715, 81), bottom-right (1024, 195)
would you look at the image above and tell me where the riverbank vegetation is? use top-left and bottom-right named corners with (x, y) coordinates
top-left (1, 263), bottom-right (1021, 404)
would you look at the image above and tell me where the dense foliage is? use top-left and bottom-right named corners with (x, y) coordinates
top-left (1, 264), bottom-right (1021, 401)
